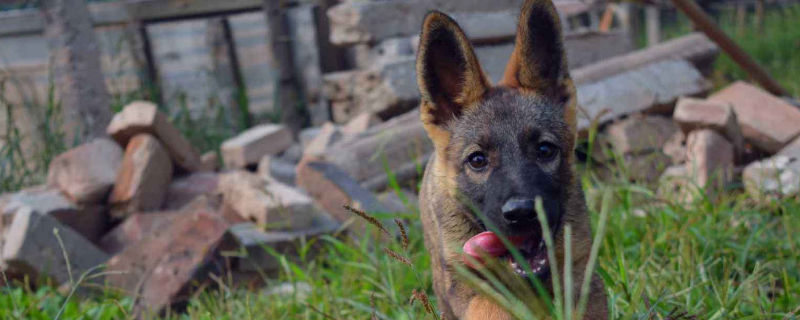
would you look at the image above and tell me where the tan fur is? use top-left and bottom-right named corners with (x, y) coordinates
top-left (416, 0), bottom-right (608, 319)
top-left (501, 0), bottom-right (578, 136)
top-left (466, 296), bottom-right (513, 320)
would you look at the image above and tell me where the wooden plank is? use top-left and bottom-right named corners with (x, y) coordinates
top-left (645, 5), bottom-right (661, 46)
top-left (148, 19), bottom-right (215, 113)
top-left (572, 32), bottom-right (718, 85)
top-left (0, 0), bottom-right (264, 37)
top-left (0, 3), bottom-right (130, 36)
top-left (287, 4), bottom-right (324, 101)
top-left (125, 0), bottom-right (261, 23)
top-left (263, 0), bottom-right (304, 131)
top-left (90, 1), bottom-right (132, 25)
top-left (0, 25), bottom-right (142, 102)
top-left (327, 0), bottom-right (595, 46)
top-left (0, 8), bottom-right (43, 36)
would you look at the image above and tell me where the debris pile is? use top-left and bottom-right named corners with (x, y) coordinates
top-left (0, 101), bottom-right (351, 315)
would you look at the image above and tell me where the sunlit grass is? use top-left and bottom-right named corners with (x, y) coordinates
top-left (712, 4), bottom-right (800, 97)
top-left (2, 161), bottom-right (799, 319)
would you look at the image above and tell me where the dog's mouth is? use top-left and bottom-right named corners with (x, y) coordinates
top-left (462, 231), bottom-right (550, 279)
top-left (510, 235), bottom-right (550, 278)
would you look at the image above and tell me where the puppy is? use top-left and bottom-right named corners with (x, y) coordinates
top-left (415, 0), bottom-right (608, 319)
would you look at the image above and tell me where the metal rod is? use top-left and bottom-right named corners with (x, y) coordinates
top-left (221, 17), bottom-right (251, 128)
top-left (137, 23), bottom-right (163, 105)
top-left (670, 0), bottom-right (790, 97)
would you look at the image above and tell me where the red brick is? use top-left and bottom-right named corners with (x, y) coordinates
top-left (302, 122), bottom-right (342, 159)
top-left (2, 208), bottom-right (108, 286)
top-left (221, 124), bottom-right (293, 169)
top-left (709, 81), bottom-right (800, 153)
top-left (662, 130), bottom-right (687, 164)
top-left (99, 211), bottom-right (181, 254)
top-left (217, 171), bottom-right (316, 230)
top-left (101, 196), bottom-right (224, 255)
top-left (109, 134), bottom-right (173, 220)
top-left (105, 210), bottom-right (229, 315)
top-left (673, 97), bottom-right (744, 157)
top-left (47, 138), bottom-right (122, 204)
top-left (606, 115), bottom-right (680, 155)
top-left (199, 151), bottom-right (219, 172)
top-left (0, 186), bottom-right (107, 242)
top-left (686, 129), bottom-right (734, 189)
top-left (295, 160), bottom-right (385, 222)
top-left (163, 172), bottom-right (219, 210)
top-left (107, 101), bottom-right (202, 172)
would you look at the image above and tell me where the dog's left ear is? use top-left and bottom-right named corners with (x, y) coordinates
top-left (502, 0), bottom-right (570, 94)
top-left (501, 0), bottom-right (577, 133)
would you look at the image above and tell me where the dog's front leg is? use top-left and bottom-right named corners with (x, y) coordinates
top-left (464, 295), bottom-right (513, 320)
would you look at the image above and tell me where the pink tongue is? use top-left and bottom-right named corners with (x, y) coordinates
top-left (462, 231), bottom-right (525, 269)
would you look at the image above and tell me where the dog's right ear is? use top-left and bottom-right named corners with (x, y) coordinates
top-left (416, 11), bottom-right (490, 148)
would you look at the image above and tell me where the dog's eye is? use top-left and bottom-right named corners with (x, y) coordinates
top-left (466, 151), bottom-right (489, 170)
top-left (536, 142), bottom-right (558, 161)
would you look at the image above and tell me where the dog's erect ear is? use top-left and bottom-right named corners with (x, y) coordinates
top-left (416, 11), bottom-right (490, 139)
top-left (502, 0), bottom-right (578, 136)
top-left (501, 0), bottom-right (570, 97)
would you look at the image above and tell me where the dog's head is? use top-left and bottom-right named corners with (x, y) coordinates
top-left (417, 0), bottom-right (577, 277)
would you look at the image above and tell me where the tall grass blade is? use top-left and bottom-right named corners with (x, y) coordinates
top-left (535, 197), bottom-right (563, 320)
top-left (576, 189), bottom-right (611, 318)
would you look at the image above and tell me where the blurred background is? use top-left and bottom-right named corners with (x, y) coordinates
top-left (1, 0), bottom-right (796, 186)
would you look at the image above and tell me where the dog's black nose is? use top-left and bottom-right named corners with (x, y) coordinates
top-left (502, 198), bottom-right (536, 223)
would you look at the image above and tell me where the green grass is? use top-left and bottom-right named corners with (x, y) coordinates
top-left (654, 4), bottom-right (800, 97)
top-left (2, 171), bottom-right (799, 319)
top-left (0, 76), bottom-right (66, 192)
top-left (711, 5), bottom-right (800, 97)
top-left (586, 178), bottom-right (800, 319)
top-left (0, 286), bottom-right (131, 320)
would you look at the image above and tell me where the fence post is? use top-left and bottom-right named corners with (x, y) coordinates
top-left (263, 0), bottom-right (307, 132)
top-left (41, 0), bottom-right (112, 143)
top-left (645, 5), bottom-right (661, 46)
top-left (615, 3), bottom-right (632, 33)
top-left (207, 17), bottom-right (250, 129)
